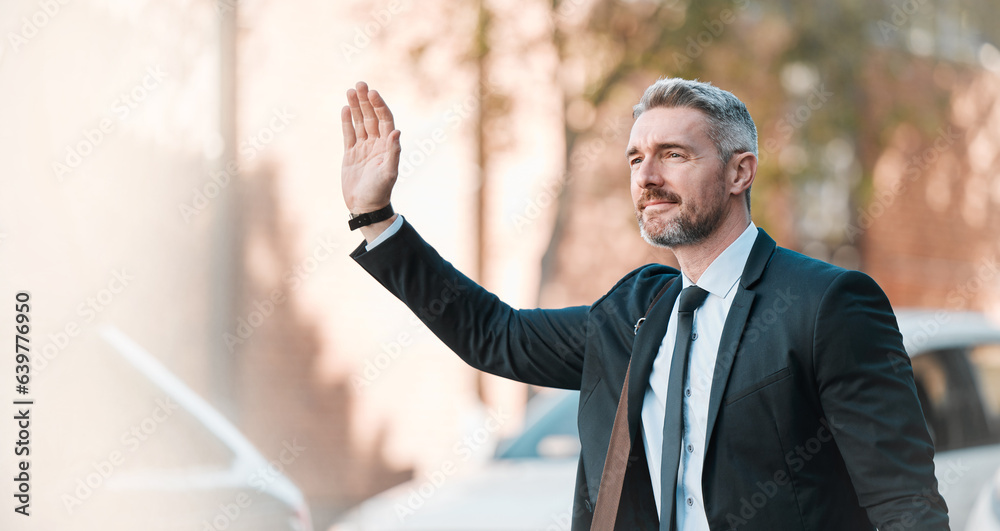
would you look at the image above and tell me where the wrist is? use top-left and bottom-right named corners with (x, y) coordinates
top-left (360, 213), bottom-right (399, 245)
top-left (349, 203), bottom-right (390, 216)
top-left (348, 203), bottom-right (394, 231)
top-left (346, 193), bottom-right (392, 215)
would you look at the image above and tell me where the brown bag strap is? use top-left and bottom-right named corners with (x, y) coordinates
top-left (591, 276), bottom-right (676, 530)
top-left (591, 362), bottom-right (634, 530)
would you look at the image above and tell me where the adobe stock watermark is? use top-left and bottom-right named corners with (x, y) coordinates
top-left (553, 0), bottom-right (684, 25)
top-left (701, 287), bottom-right (801, 395)
top-left (671, 0), bottom-right (750, 71)
top-left (551, 0), bottom-right (587, 22)
top-left (6, 0), bottom-right (71, 55)
top-left (876, 0), bottom-right (931, 42)
top-left (394, 407), bottom-right (511, 521)
top-left (725, 416), bottom-right (844, 528)
top-left (61, 396), bottom-right (178, 513)
top-left (201, 438), bottom-right (307, 531)
top-left (350, 275), bottom-right (470, 390)
top-left (843, 125), bottom-right (962, 243)
top-left (215, 0), bottom-right (243, 15)
top-left (759, 84), bottom-right (834, 161)
top-left (888, 253), bottom-right (1000, 374)
top-left (741, 288), bottom-right (800, 345)
top-left (393, 80), bottom-right (500, 188)
top-left (509, 115), bottom-right (630, 233)
top-left (945, 254), bottom-right (999, 308)
top-left (223, 233), bottom-right (337, 352)
top-left (31, 269), bottom-right (136, 372)
top-left (545, 508), bottom-right (572, 531)
top-left (52, 65), bottom-right (168, 182)
top-left (879, 457), bottom-right (967, 530)
top-left (179, 107), bottom-right (296, 223)
top-left (552, 297), bottom-right (625, 362)
top-left (341, 0), bottom-right (407, 62)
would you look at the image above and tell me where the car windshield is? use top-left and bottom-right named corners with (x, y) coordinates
top-left (39, 334), bottom-right (235, 476)
top-left (495, 391), bottom-right (580, 459)
top-left (914, 342), bottom-right (1000, 452)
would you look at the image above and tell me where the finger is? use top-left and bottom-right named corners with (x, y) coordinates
top-left (370, 89), bottom-right (395, 137)
top-left (356, 82), bottom-right (380, 139)
top-left (341, 106), bottom-right (357, 149)
top-left (385, 130), bottom-right (402, 176)
top-left (347, 88), bottom-right (367, 141)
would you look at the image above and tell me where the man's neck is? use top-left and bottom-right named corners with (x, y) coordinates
top-left (672, 211), bottom-right (752, 284)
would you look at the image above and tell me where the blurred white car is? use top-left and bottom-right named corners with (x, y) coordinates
top-left (329, 391), bottom-right (580, 531)
top-left (964, 465), bottom-right (1000, 530)
top-left (5, 326), bottom-right (313, 531)
top-left (899, 311), bottom-right (1000, 531)
top-left (330, 310), bottom-right (1000, 531)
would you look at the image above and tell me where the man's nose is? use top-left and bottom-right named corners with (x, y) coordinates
top-left (635, 160), bottom-right (665, 188)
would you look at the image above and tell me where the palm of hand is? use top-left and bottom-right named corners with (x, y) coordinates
top-left (341, 82), bottom-right (401, 214)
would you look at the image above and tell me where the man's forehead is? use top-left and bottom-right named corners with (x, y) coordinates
top-left (627, 106), bottom-right (711, 148)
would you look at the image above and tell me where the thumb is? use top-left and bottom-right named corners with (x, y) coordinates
top-left (385, 129), bottom-right (402, 176)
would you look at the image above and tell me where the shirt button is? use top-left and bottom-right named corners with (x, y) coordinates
top-left (691, 332), bottom-right (698, 341)
top-left (687, 444), bottom-right (694, 453)
top-left (687, 497), bottom-right (694, 506)
top-left (685, 388), bottom-right (692, 397)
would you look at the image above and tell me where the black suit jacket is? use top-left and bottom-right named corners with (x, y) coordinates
top-left (351, 220), bottom-right (949, 530)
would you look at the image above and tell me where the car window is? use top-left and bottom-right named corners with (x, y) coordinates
top-left (912, 346), bottom-right (998, 452)
top-left (495, 391), bottom-right (580, 459)
top-left (966, 344), bottom-right (1000, 439)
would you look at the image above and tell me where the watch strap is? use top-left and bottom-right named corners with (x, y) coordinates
top-left (348, 204), bottom-right (394, 231)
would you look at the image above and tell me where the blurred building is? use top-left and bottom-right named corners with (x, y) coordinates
top-left (862, 66), bottom-right (1000, 315)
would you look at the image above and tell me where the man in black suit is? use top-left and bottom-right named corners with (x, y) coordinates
top-left (340, 78), bottom-right (949, 530)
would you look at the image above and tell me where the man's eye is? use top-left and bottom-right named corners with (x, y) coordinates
top-left (630, 158), bottom-right (642, 165)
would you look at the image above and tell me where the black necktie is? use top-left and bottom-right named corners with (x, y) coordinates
top-left (660, 285), bottom-right (709, 531)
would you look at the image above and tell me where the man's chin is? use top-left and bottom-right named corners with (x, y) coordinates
top-left (639, 222), bottom-right (680, 249)
top-left (640, 231), bottom-right (672, 249)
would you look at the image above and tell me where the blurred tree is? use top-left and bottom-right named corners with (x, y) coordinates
top-left (537, 0), bottom-right (1000, 303)
top-left (379, 0), bottom-right (999, 302)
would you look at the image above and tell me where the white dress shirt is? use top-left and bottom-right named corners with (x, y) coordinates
top-left (640, 222), bottom-right (758, 530)
top-left (362, 213), bottom-right (405, 251)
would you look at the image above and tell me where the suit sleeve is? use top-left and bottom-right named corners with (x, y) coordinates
top-left (351, 219), bottom-right (589, 390)
top-left (813, 270), bottom-right (949, 530)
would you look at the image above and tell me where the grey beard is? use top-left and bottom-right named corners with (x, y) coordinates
top-left (636, 202), bottom-right (726, 248)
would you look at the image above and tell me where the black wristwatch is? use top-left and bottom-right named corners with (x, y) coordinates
top-left (348, 204), bottom-right (394, 231)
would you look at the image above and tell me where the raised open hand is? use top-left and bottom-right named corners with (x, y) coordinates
top-left (341, 81), bottom-right (401, 215)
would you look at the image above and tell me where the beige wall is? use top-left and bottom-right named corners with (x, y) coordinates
top-left (1, 0), bottom-right (563, 527)
top-left (231, 0), bottom-right (567, 519)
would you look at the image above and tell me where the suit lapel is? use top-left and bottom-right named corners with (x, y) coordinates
top-left (704, 229), bottom-right (776, 449)
top-left (627, 277), bottom-right (683, 442)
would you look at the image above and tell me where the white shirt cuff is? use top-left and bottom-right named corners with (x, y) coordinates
top-left (364, 214), bottom-right (405, 251)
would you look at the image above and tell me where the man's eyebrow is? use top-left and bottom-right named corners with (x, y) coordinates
top-left (625, 142), bottom-right (693, 158)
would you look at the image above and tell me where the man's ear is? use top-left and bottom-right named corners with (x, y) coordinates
top-left (729, 152), bottom-right (757, 197)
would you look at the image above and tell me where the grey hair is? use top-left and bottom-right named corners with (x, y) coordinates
top-left (633, 78), bottom-right (757, 210)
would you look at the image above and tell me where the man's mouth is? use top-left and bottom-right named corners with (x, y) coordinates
top-left (639, 190), bottom-right (682, 212)
top-left (642, 199), bottom-right (678, 211)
